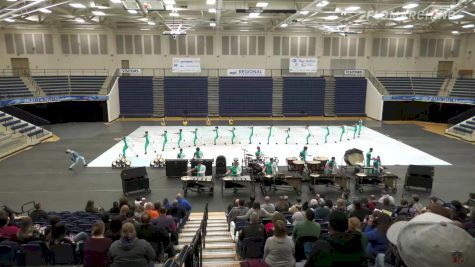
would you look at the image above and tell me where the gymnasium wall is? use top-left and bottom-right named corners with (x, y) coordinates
top-left (0, 29), bottom-right (474, 74)
top-left (106, 76), bottom-right (120, 122)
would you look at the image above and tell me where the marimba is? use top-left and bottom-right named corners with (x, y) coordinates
top-left (308, 173), bottom-right (350, 193)
top-left (260, 173), bottom-right (302, 195)
top-left (354, 171), bottom-right (398, 193)
top-left (181, 176), bottom-right (214, 196)
top-left (221, 175), bottom-right (255, 196)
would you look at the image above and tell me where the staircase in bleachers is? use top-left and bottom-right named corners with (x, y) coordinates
top-left (119, 76), bottom-right (154, 117)
top-left (272, 77), bottom-right (283, 116)
top-left (164, 77), bottom-right (208, 116)
top-left (69, 76), bottom-right (106, 95)
top-left (446, 115), bottom-right (475, 142)
top-left (335, 77), bottom-right (367, 116)
top-left (324, 76), bottom-right (336, 116)
top-left (283, 77), bottom-right (325, 116)
top-left (450, 78), bottom-right (475, 98)
top-left (219, 77), bottom-right (273, 116)
top-left (0, 76), bottom-right (34, 99)
top-left (152, 77), bottom-right (165, 117)
top-left (377, 77), bottom-right (445, 95)
top-left (208, 77), bottom-right (219, 116)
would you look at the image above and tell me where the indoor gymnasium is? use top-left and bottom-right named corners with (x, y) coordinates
top-left (0, 0), bottom-right (475, 266)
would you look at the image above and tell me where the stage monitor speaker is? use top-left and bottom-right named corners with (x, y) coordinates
top-left (165, 159), bottom-right (188, 177)
top-left (190, 159), bottom-right (214, 176)
top-left (216, 156), bottom-right (227, 175)
top-left (120, 167), bottom-right (150, 196)
top-left (404, 165), bottom-right (434, 192)
top-left (121, 167), bottom-right (147, 181)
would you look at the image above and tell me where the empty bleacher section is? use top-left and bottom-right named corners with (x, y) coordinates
top-left (335, 77), bottom-right (367, 116)
top-left (446, 115), bottom-right (475, 142)
top-left (164, 77), bottom-right (208, 116)
top-left (119, 76), bottom-right (153, 117)
top-left (69, 76), bottom-right (106, 95)
top-left (377, 77), bottom-right (445, 95)
top-left (32, 76), bottom-right (69, 95)
top-left (219, 77), bottom-right (273, 116)
top-left (450, 78), bottom-right (475, 98)
top-left (283, 77), bottom-right (325, 116)
top-left (0, 77), bottom-right (33, 99)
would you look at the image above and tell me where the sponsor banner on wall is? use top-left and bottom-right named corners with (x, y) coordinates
top-left (289, 57), bottom-right (318, 73)
top-left (227, 69), bottom-right (266, 77)
top-left (172, 58), bottom-right (201, 73)
top-left (0, 95), bottom-right (109, 108)
top-left (344, 69), bottom-right (364, 76)
top-left (119, 68), bottom-right (142, 74)
top-left (382, 95), bottom-right (475, 105)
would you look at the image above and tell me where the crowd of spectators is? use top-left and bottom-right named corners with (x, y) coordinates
top-left (0, 193), bottom-right (192, 266)
top-left (227, 191), bottom-right (475, 267)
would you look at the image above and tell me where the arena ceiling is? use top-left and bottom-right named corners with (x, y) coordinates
top-left (0, 0), bottom-right (474, 35)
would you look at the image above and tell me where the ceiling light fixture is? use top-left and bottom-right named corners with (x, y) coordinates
top-left (127, 9), bottom-right (137, 14)
top-left (373, 13), bottom-right (385, 19)
top-left (92, 10), bottom-right (105, 16)
top-left (451, 30), bottom-right (460, 34)
top-left (280, 23), bottom-right (288, 28)
top-left (403, 24), bottom-right (414, 28)
top-left (300, 10), bottom-right (309, 15)
top-left (325, 15), bottom-right (338, 20)
top-left (316, 1), bottom-right (329, 7)
top-left (240, 29), bottom-right (250, 31)
top-left (249, 12), bottom-right (260, 18)
top-left (208, 8), bottom-right (216, 13)
top-left (169, 12), bottom-right (179, 17)
top-left (462, 24), bottom-right (474, 28)
top-left (256, 2), bottom-right (268, 8)
top-left (206, 0), bottom-right (216, 4)
top-left (163, 0), bottom-right (175, 5)
top-left (345, 6), bottom-right (360, 11)
top-left (402, 3), bottom-right (419, 9)
top-left (69, 3), bottom-right (86, 8)
top-left (4, 18), bottom-right (15, 22)
top-left (165, 4), bottom-right (173, 10)
top-left (449, 14), bottom-right (464, 20)
top-left (393, 16), bottom-right (408, 21)
top-left (141, 28), bottom-right (151, 31)
top-left (147, 21), bottom-right (156, 25)
top-left (210, 22), bottom-right (216, 27)
top-left (39, 8), bottom-right (51, 13)
top-left (110, 0), bottom-right (121, 3)
top-left (75, 17), bottom-right (85, 23)
top-left (6, 0), bottom-right (16, 2)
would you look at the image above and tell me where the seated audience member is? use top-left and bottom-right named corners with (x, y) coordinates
top-left (314, 199), bottom-right (332, 221)
top-left (409, 194), bottom-right (423, 213)
top-left (394, 198), bottom-right (411, 219)
top-left (227, 198), bottom-right (239, 214)
top-left (262, 196), bottom-right (276, 213)
top-left (144, 203), bottom-right (159, 220)
top-left (108, 222), bottom-right (156, 267)
top-left (246, 196), bottom-right (256, 209)
top-left (163, 198), bottom-right (171, 210)
top-left (237, 202), bottom-right (272, 221)
top-left (85, 200), bottom-right (100, 213)
top-left (14, 217), bottom-right (40, 243)
top-left (348, 217), bottom-right (368, 252)
top-left (153, 201), bottom-right (162, 212)
top-left (83, 221), bottom-right (113, 267)
top-left (364, 211), bottom-right (391, 260)
top-left (152, 207), bottom-right (177, 235)
top-left (334, 199), bottom-right (347, 215)
top-left (275, 196), bottom-right (290, 213)
top-left (228, 199), bottom-right (249, 223)
top-left (168, 200), bottom-right (186, 221)
top-left (238, 212), bottom-right (266, 255)
top-left (450, 200), bottom-right (469, 223)
top-left (0, 210), bottom-right (19, 239)
top-left (265, 212), bottom-right (286, 236)
top-left (308, 199), bottom-right (319, 211)
top-left (465, 193), bottom-right (475, 208)
top-left (289, 198), bottom-right (302, 214)
top-left (291, 205), bottom-right (305, 225)
top-left (426, 203), bottom-right (453, 219)
top-left (44, 215), bottom-right (61, 238)
top-left (379, 197), bottom-right (395, 215)
top-left (134, 205), bottom-right (145, 221)
top-left (105, 216), bottom-right (123, 241)
top-left (29, 202), bottom-right (48, 221)
top-left (109, 201), bottom-right (120, 214)
top-left (464, 211), bottom-right (475, 237)
top-left (385, 212), bottom-right (475, 267)
top-left (367, 195), bottom-right (377, 211)
top-left (264, 220), bottom-right (295, 267)
top-left (378, 191), bottom-right (396, 206)
top-left (292, 210), bottom-right (321, 242)
top-left (341, 190), bottom-right (352, 207)
top-left (136, 214), bottom-right (156, 242)
top-left (119, 197), bottom-right (129, 208)
top-left (349, 198), bottom-right (371, 222)
top-left (305, 211), bottom-right (367, 267)
top-left (176, 193), bottom-right (192, 212)
top-left (46, 222), bottom-right (84, 249)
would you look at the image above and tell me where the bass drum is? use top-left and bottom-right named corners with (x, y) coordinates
top-left (248, 162), bottom-right (263, 175)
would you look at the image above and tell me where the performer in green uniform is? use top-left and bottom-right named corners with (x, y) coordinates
top-left (193, 147), bottom-right (203, 159)
top-left (161, 130), bottom-right (168, 152)
top-left (357, 119), bottom-right (363, 137)
top-left (255, 146), bottom-right (263, 158)
top-left (324, 157), bottom-right (337, 175)
top-left (352, 123), bottom-right (358, 139)
top-left (122, 137), bottom-right (129, 158)
top-left (267, 126), bottom-right (273, 145)
top-left (366, 148), bottom-right (373, 167)
top-left (299, 146), bottom-right (308, 161)
top-left (144, 131), bottom-right (150, 154)
top-left (177, 148), bottom-right (186, 159)
top-left (186, 161), bottom-right (206, 177)
top-left (192, 128), bottom-right (198, 146)
top-left (177, 129), bottom-right (183, 148)
top-left (263, 158), bottom-right (278, 175)
top-left (230, 127), bottom-right (236, 145)
top-left (339, 126), bottom-right (345, 142)
top-left (285, 128), bottom-right (290, 144)
top-left (373, 155), bottom-right (381, 174)
top-left (324, 126), bottom-right (330, 144)
top-left (249, 126), bottom-right (254, 144)
top-left (213, 126), bottom-right (219, 145)
top-left (305, 125), bottom-right (312, 145)
top-left (225, 158), bottom-right (242, 177)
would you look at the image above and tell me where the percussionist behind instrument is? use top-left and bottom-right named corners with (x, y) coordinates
top-left (225, 157), bottom-right (242, 177)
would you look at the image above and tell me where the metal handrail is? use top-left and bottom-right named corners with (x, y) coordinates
top-left (374, 70), bottom-right (441, 78)
top-left (366, 70), bottom-right (389, 95)
top-left (0, 69), bottom-right (109, 77)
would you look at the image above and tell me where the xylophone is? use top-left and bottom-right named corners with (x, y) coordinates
top-left (221, 175), bottom-right (255, 196)
top-left (180, 176), bottom-right (214, 196)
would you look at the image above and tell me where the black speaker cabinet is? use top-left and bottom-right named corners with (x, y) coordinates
top-left (404, 165), bottom-right (434, 192)
top-left (165, 159), bottom-right (188, 177)
top-left (215, 156), bottom-right (227, 175)
top-left (190, 159), bottom-right (214, 176)
top-left (120, 167), bottom-right (150, 196)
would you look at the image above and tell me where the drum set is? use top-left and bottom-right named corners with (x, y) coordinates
top-left (150, 155), bottom-right (165, 168)
top-left (111, 154), bottom-right (131, 169)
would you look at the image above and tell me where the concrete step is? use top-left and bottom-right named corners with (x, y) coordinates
top-left (202, 250), bottom-right (237, 260)
top-left (202, 259), bottom-right (241, 267)
top-left (180, 235), bottom-right (233, 244)
top-left (187, 222), bottom-right (228, 228)
top-left (205, 242), bottom-right (236, 249)
top-left (205, 226), bottom-right (229, 231)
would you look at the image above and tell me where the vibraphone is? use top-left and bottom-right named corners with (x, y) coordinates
top-left (354, 171), bottom-right (398, 193)
top-left (260, 173), bottom-right (302, 195)
top-left (221, 175), bottom-right (255, 196)
top-left (308, 173), bottom-right (350, 193)
top-left (181, 176), bottom-right (214, 196)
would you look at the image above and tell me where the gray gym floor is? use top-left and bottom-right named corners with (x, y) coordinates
top-left (0, 120), bottom-right (473, 213)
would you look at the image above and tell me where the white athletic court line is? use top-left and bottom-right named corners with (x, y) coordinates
top-left (88, 126), bottom-right (450, 167)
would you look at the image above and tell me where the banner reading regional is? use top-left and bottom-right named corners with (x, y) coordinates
top-left (172, 58), bottom-right (201, 73)
top-left (289, 57), bottom-right (318, 73)
top-left (227, 69), bottom-right (266, 77)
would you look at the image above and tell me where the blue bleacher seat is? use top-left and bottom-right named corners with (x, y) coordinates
top-left (164, 77), bottom-right (208, 116)
top-left (335, 77), bottom-right (367, 116)
top-left (283, 77), bottom-right (325, 116)
top-left (0, 77), bottom-right (33, 99)
top-left (119, 76), bottom-right (154, 117)
top-left (450, 78), bottom-right (475, 98)
top-left (378, 77), bottom-right (444, 96)
top-left (32, 76), bottom-right (69, 95)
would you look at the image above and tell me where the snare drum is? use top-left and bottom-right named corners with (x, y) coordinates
top-left (293, 160), bottom-right (305, 172)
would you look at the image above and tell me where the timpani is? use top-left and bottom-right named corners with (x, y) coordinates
top-left (293, 160), bottom-right (305, 174)
top-left (306, 161), bottom-right (321, 173)
top-left (286, 157), bottom-right (297, 171)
